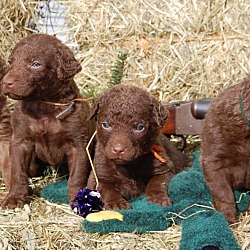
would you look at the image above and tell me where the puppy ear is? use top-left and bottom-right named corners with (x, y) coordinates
top-left (152, 99), bottom-right (169, 128)
top-left (89, 98), bottom-right (102, 120)
top-left (56, 45), bottom-right (82, 81)
top-left (158, 103), bottom-right (169, 127)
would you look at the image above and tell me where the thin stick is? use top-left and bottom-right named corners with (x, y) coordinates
top-left (166, 203), bottom-right (215, 220)
top-left (86, 130), bottom-right (99, 189)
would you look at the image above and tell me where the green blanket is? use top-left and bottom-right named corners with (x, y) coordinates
top-left (42, 152), bottom-right (248, 249)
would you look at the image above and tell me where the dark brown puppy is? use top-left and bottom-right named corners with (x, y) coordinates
top-left (87, 85), bottom-right (192, 210)
top-left (0, 59), bottom-right (12, 191)
top-left (201, 75), bottom-right (250, 224)
top-left (1, 34), bottom-right (95, 208)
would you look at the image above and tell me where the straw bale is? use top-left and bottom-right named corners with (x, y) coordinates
top-left (0, 0), bottom-right (250, 249)
top-left (63, 0), bottom-right (250, 102)
top-left (0, 0), bottom-right (36, 58)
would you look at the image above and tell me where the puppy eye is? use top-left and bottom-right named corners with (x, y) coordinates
top-left (31, 61), bottom-right (41, 68)
top-left (101, 122), bottom-right (111, 130)
top-left (134, 124), bottom-right (145, 132)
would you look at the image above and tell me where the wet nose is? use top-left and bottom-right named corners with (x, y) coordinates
top-left (112, 144), bottom-right (126, 155)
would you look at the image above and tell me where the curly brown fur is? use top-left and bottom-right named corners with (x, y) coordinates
top-left (201, 75), bottom-right (250, 224)
top-left (87, 85), bottom-right (192, 210)
top-left (0, 59), bottom-right (12, 194)
top-left (1, 34), bottom-right (95, 208)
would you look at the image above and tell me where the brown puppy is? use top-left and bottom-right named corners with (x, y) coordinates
top-left (0, 59), bottom-right (12, 191)
top-left (87, 85), bottom-right (192, 210)
top-left (201, 75), bottom-right (250, 224)
top-left (1, 34), bottom-right (95, 208)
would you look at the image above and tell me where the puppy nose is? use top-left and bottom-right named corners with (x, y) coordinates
top-left (112, 144), bottom-right (126, 155)
top-left (3, 77), bottom-right (14, 87)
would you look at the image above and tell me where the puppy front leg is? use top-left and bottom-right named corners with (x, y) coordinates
top-left (202, 160), bottom-right (237, 224)
top-left (100, 183), bottom-right (132, 210)
top-left (208, 183), bottom-right (236, 224)
top-left (146, 172), bottom-right (173, 206)
top-left (0, 141), bottom-right (11, 190)
top-left (2, 142), bottom-right (32, 208)
top-left (67, 148), bottom-right (90, 204)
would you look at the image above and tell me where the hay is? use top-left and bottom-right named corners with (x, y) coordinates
top-left (0, 0), bottom-right (250, 249)
top-left (0, 198), bottom-right (182, 249)
top-left (63, 0), bottom-right (250, 101)
top-left (0, 0), bottom-right (36, 58)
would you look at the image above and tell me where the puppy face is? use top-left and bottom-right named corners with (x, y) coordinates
top-left (91, 85), bottom-right (168, 165)
top-left (2, 34), bottom-right (81, 100)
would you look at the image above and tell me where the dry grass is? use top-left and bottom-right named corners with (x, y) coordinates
top-left (63, 0), bottom-right (250, 101)
top-left (0, 0), bottom-right (250, 249)
top-left (0, 197), bottom-right (182, 249)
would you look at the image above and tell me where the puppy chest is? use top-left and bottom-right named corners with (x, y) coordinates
top-left (28, 117), bottom-right (62, 136)
top-left (33, 133), bottom-right (68, 164)
top-left (29, 120), bottom-right (71, 164)
top-left (31, 127), bottom-right (68, 149)
top-left (118, 179), bottom-right (147, 198)
top-left (114, 173), bottom-right (148, 198)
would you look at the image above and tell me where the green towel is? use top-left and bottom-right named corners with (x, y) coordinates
top-left (180, 211), bottom-right (241, 250)
top-left (42, 152), bottom-right (247, 249)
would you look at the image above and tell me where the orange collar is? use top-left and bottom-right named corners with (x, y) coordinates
top-left (144, 145), bottom-right (166, 163)
top-left (42, 97), bottom-right (93, 107)
top-left (42, 97), bottom-right (93, 119)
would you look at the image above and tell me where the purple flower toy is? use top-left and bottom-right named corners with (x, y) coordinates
top-left (71, 187), bottom-right (104, 218)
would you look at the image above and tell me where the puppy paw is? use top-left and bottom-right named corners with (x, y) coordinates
top-left (1, 189), bottom-right (30, 209)
top-left (104, 199), bottom-right (131, 210)
top-left (147, 194), bottom-right (172, 206)
top-left (2, 196), bottom-right (26, 209)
